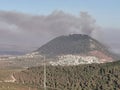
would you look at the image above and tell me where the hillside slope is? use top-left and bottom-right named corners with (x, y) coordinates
top-left (35, 34), bottom-right (116, 63)
top-left (36, 34), bottom-right (109, 56)
top-left (14, 60), bottom-right (120, 90)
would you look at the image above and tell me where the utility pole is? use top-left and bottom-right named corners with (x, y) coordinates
top-left (44, 56), bottom-right (47, 90)
top-left (29, 87), bottom-right (30, 90)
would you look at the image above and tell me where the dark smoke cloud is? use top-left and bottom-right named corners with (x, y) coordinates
top-left (0, 10), bottom-right (119, 54)
top-left (0, 10), bottom-right (98, 35)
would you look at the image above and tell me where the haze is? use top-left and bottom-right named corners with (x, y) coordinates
top-left (0, 0), bottom-right (120, 55)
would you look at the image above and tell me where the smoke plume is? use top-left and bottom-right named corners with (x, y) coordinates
top-left (0, 10), bottom-right (119, 54)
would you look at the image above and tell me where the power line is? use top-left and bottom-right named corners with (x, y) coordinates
top-left (44, 56), bottom-right (47, 90)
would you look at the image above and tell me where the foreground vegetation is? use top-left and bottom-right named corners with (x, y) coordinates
top-left (0, 68), bottom-right (38, 90)
top-left (14, 60), bottom-right (120, 90)
top-left (0, 68), bottom-right (21, 81)
top-left (0, 82), bottom-right (38, 90)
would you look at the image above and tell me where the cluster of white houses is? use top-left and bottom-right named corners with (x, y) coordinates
top-left (49, 54), bottom-right (107, 66)
top-left (0, 53), bottom-right (111, 66)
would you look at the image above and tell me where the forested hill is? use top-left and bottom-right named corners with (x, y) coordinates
top-left (14, 60), bottom-right (120, 90)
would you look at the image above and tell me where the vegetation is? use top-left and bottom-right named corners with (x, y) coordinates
top-left (0, 83), bottom-right (37, 90)
top-left (0, 69), bottom-right (21, 81)
top-left (15, 60), bottom-right (120, 90)
top-left (0, 68), bottom-right (38, 90)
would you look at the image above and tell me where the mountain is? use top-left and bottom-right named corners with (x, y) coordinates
top-left (36, 34), bottom-right (114, 63)
top-left (37, 34), bottom-right (107, 55)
